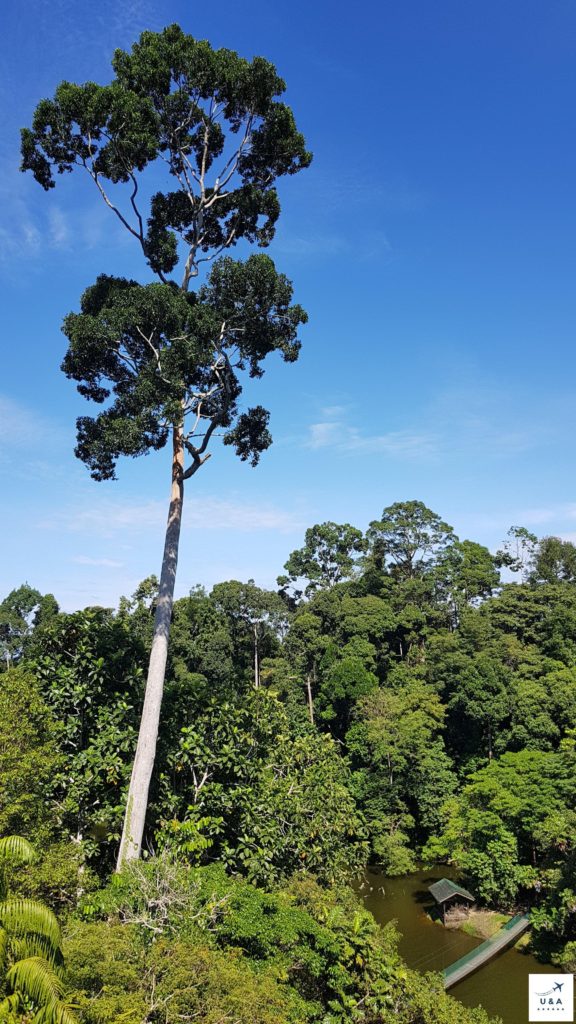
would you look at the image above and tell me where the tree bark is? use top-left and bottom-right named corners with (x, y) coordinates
top-left (254, 625), bottom-right (260, 689)
top-left (116, 426), bottom-right (184, 868)
top-left (305, 672), bottom-right (314, 725)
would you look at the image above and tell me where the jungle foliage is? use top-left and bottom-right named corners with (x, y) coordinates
top-left (4, 501), bottom-right (576, 1019)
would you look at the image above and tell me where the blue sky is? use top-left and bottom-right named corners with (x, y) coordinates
top-left (2, 0), bottom-right (576, 610)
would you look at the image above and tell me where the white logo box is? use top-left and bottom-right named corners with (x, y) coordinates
top-left (529, 974), bottom-right (574, 1022)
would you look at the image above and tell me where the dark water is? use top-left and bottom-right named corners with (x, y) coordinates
top-left (358, 867), bottom-right (552, 1024)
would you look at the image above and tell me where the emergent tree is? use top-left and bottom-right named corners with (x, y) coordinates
top-left (278, 522), bottom-right (366, 599)
top-left (21, 25), bottom-right (311, 866)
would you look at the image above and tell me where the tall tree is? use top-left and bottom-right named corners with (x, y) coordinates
top-left (210, 580), bottom-right (288, 688)
top-left (21, 24), bottom-right (311, 866)
top-left (0, 585), bottom-right (58, 668)
top-left (366, 500), bottom-right (456, 581)
top-left (434, 539), bottom-right (500, 626)
top-left (278, 522), bottom-right (366, 599)
top-left (530, 536), bottom-right (576, 584)
top-left (495, 525), bottom-right (538, 581)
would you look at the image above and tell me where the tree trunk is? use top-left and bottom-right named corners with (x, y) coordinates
top-left (116, 427), bottom-right (184, 869)
top-left (306, 672), bottom-right (314, 725)
top-left (254, 624), bottom-right (260, 689)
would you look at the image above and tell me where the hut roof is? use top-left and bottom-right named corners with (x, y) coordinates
top-left (429, 878), bottom-right (475, 905)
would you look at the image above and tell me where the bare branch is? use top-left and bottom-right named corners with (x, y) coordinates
top-left (194, 223), bottom-right (238, 269)
top-left (213, 113), bottom-right (255, 194)
top-left (128, 171), bottom-right (145, 243)
top-left (135, 326), bottom-right (172, 385)
top-left (191, 766), bottom-right (211, 800)
top-left (183, 450), bottom-right (212, 480)
top-left (82, 166), bottom-right (142, 242)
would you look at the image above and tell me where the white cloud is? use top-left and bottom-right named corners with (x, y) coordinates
top-left (42, 495), bottom-right (305, 537)
top-left (308, 421), bottom-right (342, 449)
top-left (430, 382), bottom-right (556, 458)
top-left (72, 556), bottom-right (124, 568)
top-left (521, 505), bottom-right (576, 526)
top-left (0, 148), bottom-right (134, 275)
top-left (306, 408), bottom-right (438, 459)
top-left (275, 229), bottom-right (392, 261)
top-left (342, 429), bottom-right (438, 456)
top-left (321, 405), bottom-right (350, 419)
top-left (304, 375), bottom-right (567, 464)
top-left (0, 395), bottom-right (65, 452)
top-left (274, 233), bottom-right (349, 257)
top-left (185, 498), bottom-right (303, 532)
top-left (303, 168), bottom-right (428, 215)
top-left (459, 504), bottom-right (576, 535)
top-left (48, 207), bottom-right (70, 249)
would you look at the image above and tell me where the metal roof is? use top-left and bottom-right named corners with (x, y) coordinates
top-left (429, 878), bottom-right (475, 904)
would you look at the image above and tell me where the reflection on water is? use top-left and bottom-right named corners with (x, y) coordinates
top-left (358, 867), bottom-right (551, 1024)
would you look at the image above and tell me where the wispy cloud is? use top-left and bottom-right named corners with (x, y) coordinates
top-left (343, 429), bottom-right (439, 456)
top-left (72, 555), bottom-right (124, 568)
top-left (431, 383), bottom-right (554, 458)
top-left (275, 228), bottom-right (392, 261)
top-left (305, 406), bottom-right (438, 459)
top-left (0, 146), bottom-right (134, 275)
top-left (274, 233), bottom-right (349, 258)
top-left (301, 168), bottom-right (428, 216)
top-left (0, 395), bottom-right (65, 452)
top-left (462, 504), bottom-right (576, 534)
top-left (0, 159), bottom-right (43, 268)
top-left (304, 377), bottom-right (563, 464)
top-left (42, 495), bottom-right (305, 537)
top-left (185, 498), bottom-right (303, 532)
top-left (20, 0), bottom-right (163, 71)
top-left (48, 207), bottom-right (70, 249)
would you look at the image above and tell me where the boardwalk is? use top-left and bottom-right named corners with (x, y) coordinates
top-left (443, 913), bottom-right (531, 989)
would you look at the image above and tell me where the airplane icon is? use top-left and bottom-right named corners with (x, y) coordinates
top-left (553, 982), bottom-right (564, 993)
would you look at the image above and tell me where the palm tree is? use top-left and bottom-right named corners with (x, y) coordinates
top-left (0, 836), bottom-right (77, 1023)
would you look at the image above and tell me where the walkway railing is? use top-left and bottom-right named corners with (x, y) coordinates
top-left (443, 913), bottom-right (531, 989)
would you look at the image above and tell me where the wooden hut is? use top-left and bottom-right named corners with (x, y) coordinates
top-left (428, 878), bottom-right (475, 923)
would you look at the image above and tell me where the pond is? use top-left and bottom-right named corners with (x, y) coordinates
top-left (358, 867), bottom-right (552, 1024)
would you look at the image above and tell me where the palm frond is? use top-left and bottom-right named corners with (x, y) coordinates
top-left (0, 901), bottom-right (61, 951)
top-left (0, 927), bottom-right (8, 976)
top-left (0, 837), bottom-right (36, 866)
top-left (33, 999), bottom-right (79, 1024)
top-left (0, 992), bottom-right (21, 1020)
top-left (6, 956), bottom-right (64, 1006)
top-left (10, 934), bottom-right (64, 971)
